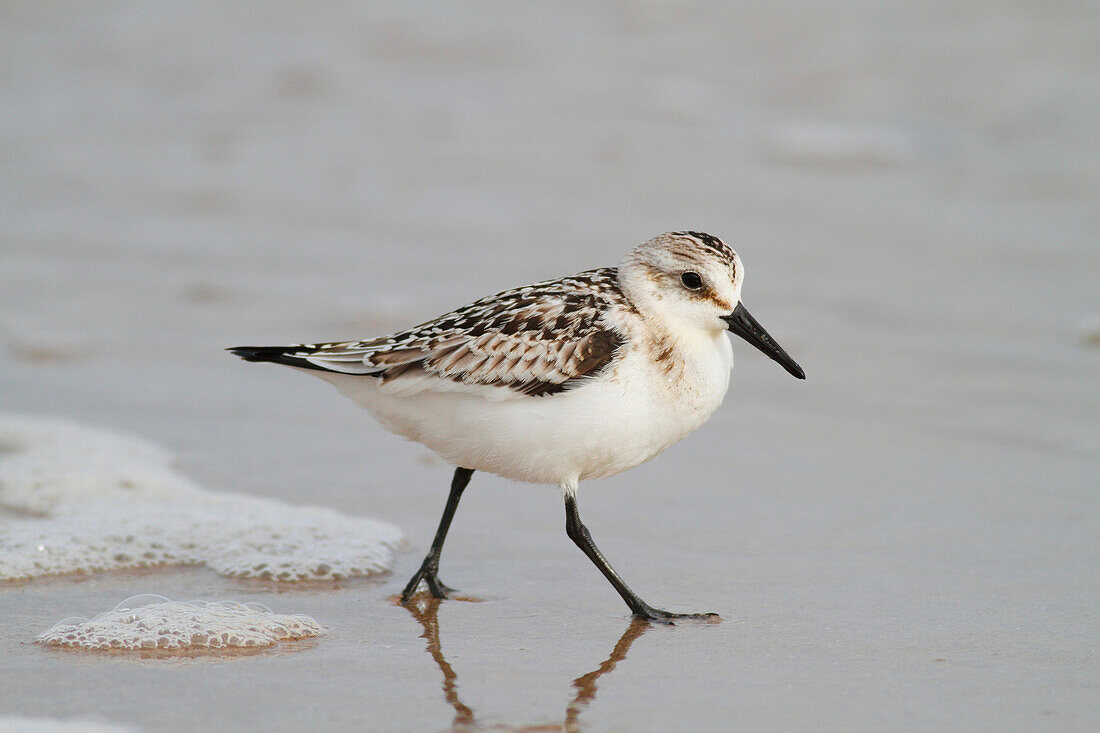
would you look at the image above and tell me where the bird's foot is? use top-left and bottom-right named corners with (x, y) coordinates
top-left (401, 557), bottom-right (457, 602)
top-left (631, 604), bottom-right (721, 625)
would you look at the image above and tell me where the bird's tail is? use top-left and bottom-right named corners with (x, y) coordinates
top-left (227, 345), bottom-right (331, 371)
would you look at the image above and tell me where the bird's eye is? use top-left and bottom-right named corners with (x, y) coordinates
top-left (680, 271), bottom-right (703, 290)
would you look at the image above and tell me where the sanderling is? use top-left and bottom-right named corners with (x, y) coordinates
top-left (231, 231), bottom-right (804, 622)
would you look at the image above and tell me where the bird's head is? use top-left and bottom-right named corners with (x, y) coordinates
top-left (620, 231), bottom-right (804, 379)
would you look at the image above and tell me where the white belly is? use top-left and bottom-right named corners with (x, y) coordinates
top-left (310, 333), bottom-right (733, 486)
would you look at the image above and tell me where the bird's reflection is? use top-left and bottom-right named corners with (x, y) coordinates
top-left (403, 596), bottom-right (475, 728)
top-left (561, 617), bottom-right (649, 732)
top-left (401, 596), bottom-right (650, 732)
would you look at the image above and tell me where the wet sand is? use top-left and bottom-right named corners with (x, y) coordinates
top-left (2, 1), bottom-right (1098, 730)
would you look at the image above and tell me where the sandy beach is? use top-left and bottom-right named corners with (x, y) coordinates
top-left (2, 1), bottom-right (1097, 730)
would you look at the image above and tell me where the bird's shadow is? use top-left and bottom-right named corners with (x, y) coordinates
top-left (400, 596), bottom-right (651, 732)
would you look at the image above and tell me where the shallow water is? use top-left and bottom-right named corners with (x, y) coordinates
top-left (1, 1), bottom-right (1097, 731)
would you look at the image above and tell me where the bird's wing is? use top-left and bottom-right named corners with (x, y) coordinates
top-left (242, 268), bottom-right (630, 398)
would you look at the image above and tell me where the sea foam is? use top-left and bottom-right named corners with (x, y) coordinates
top-left (0, 415), bottom-right (403, 581)
top-left (37, 594), bottom-right (325, 651)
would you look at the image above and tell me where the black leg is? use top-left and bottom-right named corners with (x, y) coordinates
top-left (402, 467), bottom-right (474, 601)
top-left (564, 493), bottom-right (719, 624)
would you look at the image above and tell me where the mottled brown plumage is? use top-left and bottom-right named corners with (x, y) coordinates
top-left (263, 268), bottom-right (630, 397)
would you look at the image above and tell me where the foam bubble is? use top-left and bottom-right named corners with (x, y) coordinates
top-left (0, 415), bottom-right (403, 581)
top-left (36, 594), bottom-right (325, 652)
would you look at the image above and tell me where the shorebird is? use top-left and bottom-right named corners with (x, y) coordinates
top-left (230, 231), bottom-right (804, 622)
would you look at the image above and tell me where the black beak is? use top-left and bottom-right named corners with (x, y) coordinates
top-left (722, 302), bottom-right (805, 380)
